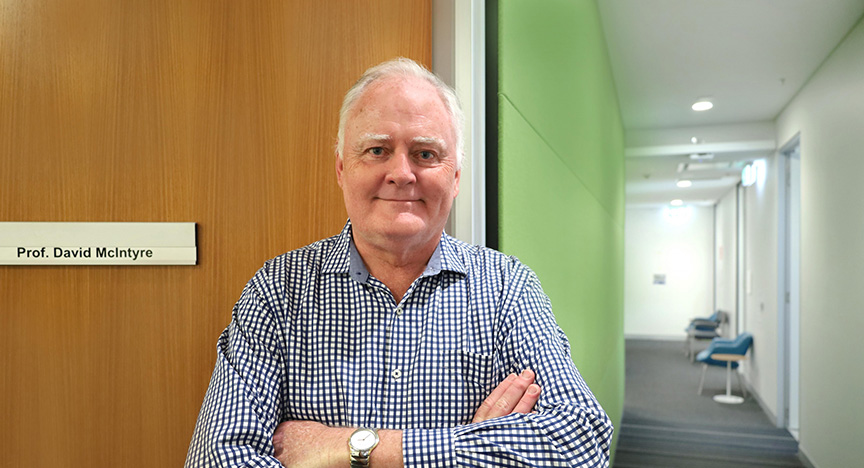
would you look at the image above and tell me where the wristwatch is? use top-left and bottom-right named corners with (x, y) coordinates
top-left (348, 427), bottom-right (379, 467)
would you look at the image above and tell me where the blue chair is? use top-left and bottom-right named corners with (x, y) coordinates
top-left (684, 310), bottom-right (727, 361)
top-left (696, 332), bottom-right (754, 403)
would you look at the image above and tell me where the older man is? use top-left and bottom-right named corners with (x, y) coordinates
top-left (185, 58), bottom-right (612, 467)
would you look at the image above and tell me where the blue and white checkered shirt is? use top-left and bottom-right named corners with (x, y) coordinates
top-left (185, 221), bottom-right (612, 467)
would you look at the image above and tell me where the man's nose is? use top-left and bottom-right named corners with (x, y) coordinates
top-left (385, 152), bottom-right (417, 186)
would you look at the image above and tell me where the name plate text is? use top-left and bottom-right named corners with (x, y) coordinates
top-left (0, 222), bottom-right (197, 265)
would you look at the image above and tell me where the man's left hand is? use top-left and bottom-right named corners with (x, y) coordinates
top-left (472, 369), bottom-right (541, 423)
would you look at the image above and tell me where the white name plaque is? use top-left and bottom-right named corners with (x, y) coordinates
top-left (0, 222), bottom-right (196, 265)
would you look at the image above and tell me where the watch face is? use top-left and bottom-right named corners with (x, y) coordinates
top-left (350, 429), bottom-right (377, 451)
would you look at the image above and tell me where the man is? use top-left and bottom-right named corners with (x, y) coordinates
top-left (185, 58), bottom-right (612, 467)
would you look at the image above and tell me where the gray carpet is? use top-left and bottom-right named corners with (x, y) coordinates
top-left (613, 339), bottom-right (803, 468)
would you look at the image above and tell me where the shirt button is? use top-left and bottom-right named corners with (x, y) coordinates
top-left (392, 368), bottom-right (402, 379)
top-left (395, 306), bottom-right (404, 316)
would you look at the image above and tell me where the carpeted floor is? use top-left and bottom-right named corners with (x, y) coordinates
top-left (613, 339), bottom-right (803, 468)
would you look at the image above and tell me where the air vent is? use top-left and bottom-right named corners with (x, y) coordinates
top-left (678, 161), bottom-right (733, 172)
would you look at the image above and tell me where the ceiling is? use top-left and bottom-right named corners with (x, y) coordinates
top-left (597, 0), bottom-right (864, 208)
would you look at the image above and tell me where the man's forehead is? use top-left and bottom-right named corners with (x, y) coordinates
top-left (355, 75), bottom-right (444, 111)
top-left (345, 75), bottom-right (455, 147)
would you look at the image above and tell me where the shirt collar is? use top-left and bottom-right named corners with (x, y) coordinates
top-left (437, 233), bottom-right (468, 278)
top-left (320, 221), bottom-right (353, 276)
top-left (321, 220), bottom-right (467, 283)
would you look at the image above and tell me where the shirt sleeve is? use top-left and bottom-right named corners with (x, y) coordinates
top-left (403, 263), bottom-right (613, 467)
top-left (185, 266), bottom-right (286, 468)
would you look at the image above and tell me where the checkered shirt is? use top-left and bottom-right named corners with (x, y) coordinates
top-left (185, 221), bottom-right (612, 467)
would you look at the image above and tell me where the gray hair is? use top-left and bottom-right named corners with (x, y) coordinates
top-left (335, 57), bottom-right (465, 168)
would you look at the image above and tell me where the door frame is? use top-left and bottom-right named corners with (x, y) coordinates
top-left (776, 134), bottom-right (801, 434)
top-left (433, 0), bottom-right (487, 246)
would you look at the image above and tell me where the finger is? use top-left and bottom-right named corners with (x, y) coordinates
top-left (473, 373), bottom-right (516, 423)
top-left (512, 383), bottom-right (541, 414)
top-left (493, 369), bottom-right (534, 413)
top-left (487, 370), bottom-right (534, 419)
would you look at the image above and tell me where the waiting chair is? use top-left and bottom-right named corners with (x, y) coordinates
top-left (696, 332), bottom-right (754, 402)
top-left (684, 310), bottom-right (727, 361)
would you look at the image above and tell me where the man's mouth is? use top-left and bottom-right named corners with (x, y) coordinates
top-left (377, 198), bottom-right (420, 203)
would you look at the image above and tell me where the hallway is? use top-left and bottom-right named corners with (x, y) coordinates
top-left (613, 340), bottom-right (803, 467)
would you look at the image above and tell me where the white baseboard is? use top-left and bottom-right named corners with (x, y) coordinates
top-left (743, 379), bottom-right (781, 427)
top-left (745, 379), bottom-right (815, 467)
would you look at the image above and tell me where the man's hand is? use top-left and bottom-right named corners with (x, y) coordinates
top-left (472, 369), bottom-right (541, 423)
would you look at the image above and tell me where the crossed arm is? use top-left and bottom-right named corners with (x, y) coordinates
top-left (187, 257), bottom-right (612, 467)
top-left (272, 370), bottom-right (542, 468)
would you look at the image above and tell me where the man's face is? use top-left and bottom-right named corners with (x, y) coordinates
top-left (337, 76), bottom-right (460, 252)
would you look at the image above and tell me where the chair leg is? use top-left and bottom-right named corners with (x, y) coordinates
top-left (689, 337), bottom-right (695, 362)
top-left (697, 364), bottom-right (707, 395)
top-left (735, 368), bottom-right (747, 399)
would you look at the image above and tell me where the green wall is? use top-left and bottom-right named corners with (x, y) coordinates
top-left (495, 0), bottom-right (625, 450)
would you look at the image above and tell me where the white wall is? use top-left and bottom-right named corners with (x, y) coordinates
top-left (739, 153), bottom-right (781, 420)
top-left (774, 16), bottom-right (864, 468)
top-left (624, 206), bottom-right (714, 338)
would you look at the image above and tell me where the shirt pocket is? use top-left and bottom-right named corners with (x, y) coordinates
top-left (438, 349), bottom-right (495, 423)
top-left (443, 350), bottom-right (494, 387)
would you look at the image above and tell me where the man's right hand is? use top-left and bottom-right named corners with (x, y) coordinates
top-left (472, 369), bottom-right (541, 423)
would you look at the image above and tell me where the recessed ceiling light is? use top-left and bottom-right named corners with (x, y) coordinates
top-left (676, 180), bottom-right (692, 188)
top-left (670, 199), bottom-right (684, 206)
top-left (692, 100), bottom-right (714, 111)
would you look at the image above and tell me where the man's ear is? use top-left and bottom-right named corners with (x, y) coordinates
top-left (335, 154), bottom-right (344, 188)
top-left (453, 168), bottom-right (461, 198)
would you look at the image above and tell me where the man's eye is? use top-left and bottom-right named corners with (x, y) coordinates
top-left (418, 151), bottom-right (435, 160)
top-left (369, 147), bottom-right (385, 156)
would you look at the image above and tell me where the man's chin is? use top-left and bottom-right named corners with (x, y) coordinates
top-left (362, 217), bottom-right (440, 243)
top-left (379, 221), bottom-right (428, 239)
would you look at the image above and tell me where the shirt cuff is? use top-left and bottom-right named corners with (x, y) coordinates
top-left (402, 427), bottom-right (456, 468)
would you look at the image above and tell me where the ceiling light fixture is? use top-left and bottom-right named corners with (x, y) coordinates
top-left (689, 152), bottom-right (714, 160)
top-left (670, 199), bottom-right (684, 206)
top-left (676, 180), bottom-right (692, 188)
top-left (692, 100), bottom-right (713, 111)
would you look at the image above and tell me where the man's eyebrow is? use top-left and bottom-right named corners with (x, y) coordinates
top-left (359, 133), bottom-right (392, 144)
top-left (352, 133), bottom-right (392, 152)
top-left (412, 136), bottom-right (447, 150)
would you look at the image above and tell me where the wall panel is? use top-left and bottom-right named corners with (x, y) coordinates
top-left (0, 1), bottom-right (430, 466)
top-left (495, 0), bottom-right (625, 451)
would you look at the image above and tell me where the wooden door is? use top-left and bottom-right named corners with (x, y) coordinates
top-left (0, 1), bottom-right (430, 466)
